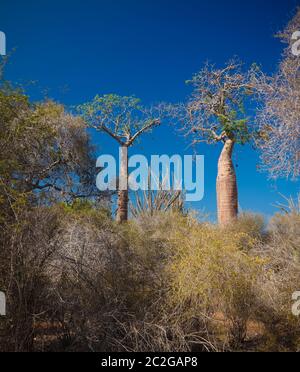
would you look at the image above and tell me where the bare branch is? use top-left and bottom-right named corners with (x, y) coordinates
top-left (253, 9), bottom-right (300, 179)
top-left (127, 119), bottom-right (161, 147)
top-left (100, 124), bottom-right (125, 146)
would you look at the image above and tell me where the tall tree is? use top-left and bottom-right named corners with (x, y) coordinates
top-left (0, 82), bottom-right (99, 226)
top-left (253, 9), bottom-right (300, 180)
top-left (78, 94), bottom-right (161, 223)
top-left (0, 81), bottom-right (106, 350)
top-left (176, 61), bottom-right (253, 225)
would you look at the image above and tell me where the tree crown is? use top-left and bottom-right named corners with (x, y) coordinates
top-left (176, 61), bottom-right (255, 146)
top-left (78, 94), bottom-right (161, 147)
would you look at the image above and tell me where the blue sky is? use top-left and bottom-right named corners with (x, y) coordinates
top-left (1, 0), bottom-right (299, 220)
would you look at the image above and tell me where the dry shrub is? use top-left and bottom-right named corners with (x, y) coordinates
top-left (226, 213), bottom-right (266, 244)
top-left (1, 204), bottom-right (300, 352)
top-left (253, 203), bottom-right (300, 351)
top-left (0, 207), bottom-right (62, 351)
top-left (40, 208), bottom-right (182, 352)
top-left (166, 218), bottom-right (265, 349)
top-left (115, 212), bottom-right (217, 352)
top-left (48, 210), bottom-right (215, 352)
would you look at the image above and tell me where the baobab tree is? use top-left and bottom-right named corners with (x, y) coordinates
top-left (253, 9), bottom-right (300, 180)
top-left (177, 61), bottom-right (254, 225)
top-left (78, 94), bottom-right (161, 223)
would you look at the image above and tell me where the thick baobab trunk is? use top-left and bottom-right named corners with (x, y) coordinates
top-left (116, 147), bottom-right (128, 223)
top-left (217, 139), bottom-right (238, 226)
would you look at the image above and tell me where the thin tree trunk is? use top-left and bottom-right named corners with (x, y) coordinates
top-left (217, 139), bottom-right (238, 226)
top-left (116, 190), bottom-right (128, 223)
top-left (116, 147), bottom-right (128, 223)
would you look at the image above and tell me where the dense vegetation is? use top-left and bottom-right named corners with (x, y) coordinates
top-left (1, 201), bottom-right (300, 352)
top-left (0, 9), bottom-right (299, 352)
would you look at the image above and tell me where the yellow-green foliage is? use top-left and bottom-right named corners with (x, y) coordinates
top-left (168, 223), bottom-right (262, 304)
top-left (225, 213), bottom-right (266, 244)
top-left (58, 200), bottom-right (111, 223)
top-left (117, 212), bottom-right (269, 347)
top-left (164, 219), bottom-right (266, 345)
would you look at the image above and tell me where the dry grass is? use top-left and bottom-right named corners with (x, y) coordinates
top-left (1, 201), bottom-right (300, 352)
